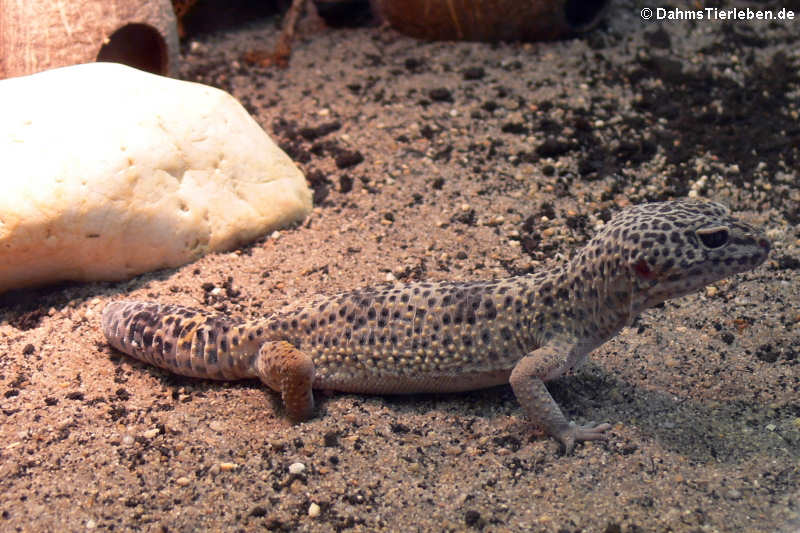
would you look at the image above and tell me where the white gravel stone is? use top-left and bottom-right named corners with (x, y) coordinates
top-left (288, 462), bottom-right (306, 475)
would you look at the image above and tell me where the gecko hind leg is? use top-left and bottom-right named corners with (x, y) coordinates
top-left (251, 341), bottom-right (315, 421)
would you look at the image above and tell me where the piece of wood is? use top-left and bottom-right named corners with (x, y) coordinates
top-left (0, 0), bottom-right (180, 79)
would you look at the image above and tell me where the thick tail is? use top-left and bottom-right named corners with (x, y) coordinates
top-left (101, 301), bottom-right (267, 380)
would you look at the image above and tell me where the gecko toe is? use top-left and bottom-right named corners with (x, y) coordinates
top-left (557, 421), bottom-right (611, 454)
top-left (574, 421), bottom-right (612, 440)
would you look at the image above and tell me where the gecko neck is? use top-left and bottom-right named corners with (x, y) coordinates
top-left (517, 249), bottom-right (640, 346)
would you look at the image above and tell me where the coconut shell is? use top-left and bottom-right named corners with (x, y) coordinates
top-left (0, 0), bottom-right (179, 79)
top-left (375, 0), bottom-right (608, 41)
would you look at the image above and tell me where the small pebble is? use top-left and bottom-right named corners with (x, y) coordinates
top-left (289, 462), bottom-right (306, 475)
top-left (175, 476), bottom-right (191, 487)
top-left (219, 462), bottom-right (238, 471)
top-left (289, 478), bottom-right (305, 494)
top-left (462, 66), bottom-right (485, 80)
top-left (429, 88), bottom-right (453, 102)
top-left (142, 428), bottom-right (159, 439)
top-left (308, 503), bottom-right (321, 518)
top-left (444, 446), bottom-right (462, 456)
top-left (765, 228), bottom-right (783, 240)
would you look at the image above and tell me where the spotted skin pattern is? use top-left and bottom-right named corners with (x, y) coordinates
top-left (102, 200), bottom-right (770, 453)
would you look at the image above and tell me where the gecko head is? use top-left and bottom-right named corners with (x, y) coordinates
top-left (587, 200), bottom-right (770, 308)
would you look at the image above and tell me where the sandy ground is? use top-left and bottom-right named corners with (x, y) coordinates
top-left (1, 0), bottom-right (799, 531)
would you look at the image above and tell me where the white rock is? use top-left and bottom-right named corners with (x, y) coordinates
top-left (0, 63), bottom-right (312, 293)
top-left (288, 462), bottom-right (306, 475)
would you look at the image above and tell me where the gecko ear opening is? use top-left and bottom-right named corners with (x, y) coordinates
top-left (633, 258), bottom-right (657, 280)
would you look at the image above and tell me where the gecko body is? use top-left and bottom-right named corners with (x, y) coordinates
top-left (102, 200), bottom-right (770, 452)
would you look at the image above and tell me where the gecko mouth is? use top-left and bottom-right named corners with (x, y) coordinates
top-left (724, 248), bottom-right (770, 272)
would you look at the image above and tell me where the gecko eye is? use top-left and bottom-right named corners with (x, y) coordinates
top-left (696, 227), bottom-right (729, 249)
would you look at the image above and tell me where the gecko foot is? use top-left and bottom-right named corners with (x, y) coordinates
top-left (555, 422), bottom-right (612, 455)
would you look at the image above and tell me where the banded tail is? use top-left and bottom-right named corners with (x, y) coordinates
top-left (101, 301), bottom-right (264, 380)
top-left (102, 301), bottom-right (316, 420)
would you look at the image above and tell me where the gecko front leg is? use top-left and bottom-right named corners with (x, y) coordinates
top-left (509, 339), bottom-right (611, 454)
